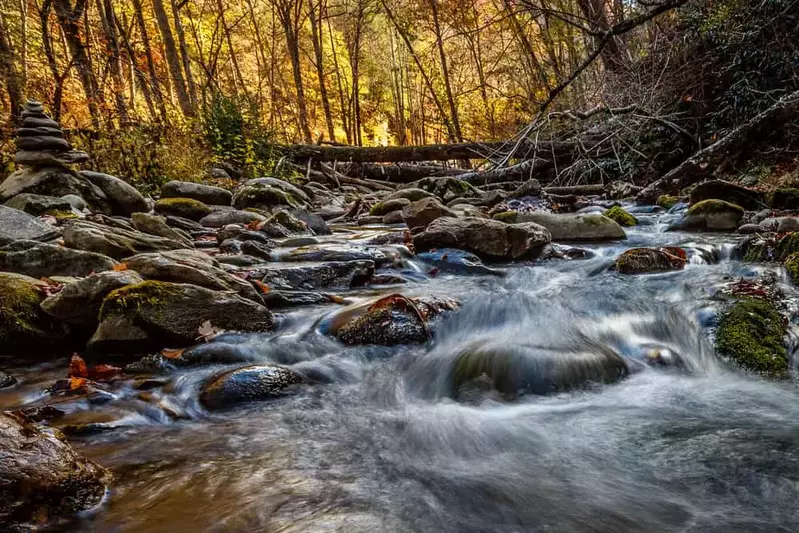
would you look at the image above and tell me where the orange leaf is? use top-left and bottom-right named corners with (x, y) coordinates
top-left (68, 354), bottom-right (88, 378)
top-left (161, 347), bottom-right (185, 359)
top-left (68, 377), bottom-right (88, 391)
top-left (89, 364), bottom-right (122, 381)
top-left (253, 280), bottom-right (271, 293)
top-left (113, 262), bottom-right (128, 271)
top-left (246, 219), bottom-right (262, 230)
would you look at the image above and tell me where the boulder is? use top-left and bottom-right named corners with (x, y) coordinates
top-left (240, 241), bottom-right (273, 260)
top-left (161, 180), bottom-right (232, 206)
top-left (758, 216), bottom-right (799, 234)
top-left (0, 205), bottom-right (60, 245)
top-left (715, 297), bottom-right (787, 377)
top-left (255, 260), bottom-right (375, 291)
top-left (87, 281), bottom-right (274, 356)
top-left (41, 270), bottom-right (144, 326)
top-left (388, 187), bottom-right (438, 202)
top-left (0, 272), bottom-right (68, 353)
top-left (131, 213), bottom-right (193, 245)
top-left (603, 206), bottom-right (638, 227)
top-left (0, 167), bottom-right (111, 214)
top-left (510, 212), bottom-right (627, 242)
top-left (614, 247), bottom-right (687, 275)
top-left (166, 215), bottom-right (213, 236)
top-left (281, 244), bottom-right (391, 265)
top-left (508, 179), bottom-right (542, 199)
top-left (656, 195), bottom-right (679, 210)
top-left (199, 209), bottom-right (266, 228)
top-left (734, 232), bottom-right (799, 262)
top-left (0, 240), bottom-right (117, 278)
top-left (382, 210), bottom-right (404, 224)
top-left (289, 209), bottom-right (331, 235)
top-left (63, 220), bottom-right (190, 259)
top-left (217, 226), bottom-right (276, 246)
top-left (123, 249), bottom-right (261, 302)
top-left (413, 217), bottom-right (551, 260)
top-left (667, 199), bottom-right (744, 232)
top-left (784, 253), bottom-right (799, 283)
top-left (770, 188), bottom-right (799, 210)
top-left (689, 179), bottom-right (763, 211)
top-left (200, 364), bottom-right (306, 409)
top-left (79, 171), bottom-right (148, 215)
top-left (259, 210), bottom-right (310, 237)
top-left (401, 197), bottom-right (457, 231)
top-left (232, 178), bottom-right (310, 210)
top-left (370, 198), bottom-right (411, 216)
top-left (153, 197), bottom-right (213, 221)
top-left (3, 193), bottom-right (76, 216)
top-left (0, 412), bottom-right (108, 530)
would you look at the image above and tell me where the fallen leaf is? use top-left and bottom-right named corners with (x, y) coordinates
top-left (246, 219), bottom-right (262, 230)
top-left (68, 377), bottom-right (89, 391)
top-left (253, 280), bottom-right (271, 293)
top-left (197, 320), bottom-right (224, 342)
top-left (68, 354), bottom-right (88, 378)
top-left (89, 364), bottom-right (122, 381)
top-left (113, 262), bottom-right (128, 271)
top-left (160, 347), bottom-right (186, 359)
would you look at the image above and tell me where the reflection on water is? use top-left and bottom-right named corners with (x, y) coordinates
top-left (4, 213), bottom-right (799, 532)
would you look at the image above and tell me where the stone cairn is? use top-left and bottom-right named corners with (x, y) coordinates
top-left (14, 100), bottom-right (89, 167)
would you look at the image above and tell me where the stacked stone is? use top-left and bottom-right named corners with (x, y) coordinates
top-left (14, 100), bottom-right (89, 166)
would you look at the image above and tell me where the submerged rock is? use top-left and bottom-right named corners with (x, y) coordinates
top-left (0, 240), bottom-right (117, 278)
top-left (667, 199), bottom-right (744, 232)
top-left (715, 297), bottom-right (787, 377)
top-left (0, 412), bottom-right (108, 530)
top-left (0, 204), bottom-right (60, 245)
top-left (200, 364), bottom-right (306, 410)
top-left (614, 247), bottom-right (687, 275)
top-left (161, 180), bottom-right (232, 206)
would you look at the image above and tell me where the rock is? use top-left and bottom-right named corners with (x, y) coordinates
top-left (715, 298), bottom-right (787, 377)
top-left (416, 248), bottom-right (505, 276)
top-left (232, 178), bottom-right (310, 210)
top-left (0, 412), bottom-right (108, 530)
top-left (240, 241), bottom-right (273, 260)
top-left (161, 180), bottom-right (232, 206)
top-left (382, 210), bottom-right (404, 224)
top-left (508, 179), bottom-right (542, 199)
top-left (255, 260), bottom-right (375, 290)
top-left (758, 216), bottom-right (799, 233)
top-left (259, 210), bottom-right (310, 237)
top-left (0, 205), bottom-right (60, 245)
top-left (607, 180), bottom-right (640, 199)
top-left (784, 253), bottom-right (799, 283)
top-left (735, 232), bottom-right (799, 263)
top-left (62, 194), bottom-right (87, 211)
top-left (401, 197), bottom-right (458, 231)
top-left (41, 270), bottom-right (144, 326)
top-left (166, 215), bottom-right (212, 235)
top-left (770, 188), bottom-right (799, 209)
top-left (63, 220), bottom-right (190, 259)
top-left (0, 272), bottom-right (68, 353)
top-left (79, 171), bottom-right (148, 216)
top-left (0, 371), bottom-right (15, 388)
top-left (667, 199), bottom-right (744, 232)
top-left (413, 217), bottom-right (551, 260)
top-left (88, 281), bottom-right (274, 356)
top-left (199, 364), bottom-right (305, 409)
top-left (132, 213), bottom-right (192, 245)
top-left (614, 247), bottom-right (687, 274)
top-left (511, 212), bottom-right (626, 242)
top-left (388, 188), bottom-right (438, 202)
top-left (0, 167), bottom-right (111, 214)
top-left (199, 209), bottom-right (266, 228)
top-left (217, 226), bottom-right (276, 246)
top-left (370, 198), bottom-right (411, 216)
top-left (207, 167), bottom-right (232, 181)
top-left (656, 195), bottom-right (679, 209)
top-left (358, 215), bottom-right (383, 225)
top-left (689, 179), bottom-right (763, 211)
top-left (280, 244), bottom-right (391, 265)
top-left (0, 240), bottom-right (117, 278)
top-left (123, 249), bottom-right (261, 302)
top-left (603, 205), bottom-right (638, 227)
top-left (315, 205), bottom-right (346, 220)
top-left (289, 209), bottom-right (331, 235)
top-left (3, 193), bottom-right (75, 216)
top-left (450, 204), bottom-right (486, 218)
top-left (12, 100), bottom-right (90, 167)
top-left (447, 340), bottom-right (628, 399)
top-left (153, 197), bottom-right (213, 221)
top-left (737, 223), bottom-right (762, 234)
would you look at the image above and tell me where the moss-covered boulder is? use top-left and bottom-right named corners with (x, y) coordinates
top-left (41, 270), bottom-right (144, 326)
top-left (614, 247), bottom-right (687, 275)
top-left (259, 210), bottom-right (310, 237)
top-left (784, 253), bottom-right (799, 283)
top-left (199, 364), bottom-right (306, 410)
top-left (770, 187), bottom-right (799, 210)
top-left (370, 198), bottom-right (411, 217)
top-left (656, 195), bottom-right (679, 209)
top-left (0, 272), bottom-right (69, 354)
top-left (667, 199), bottom-right (744, 232)
top-left (0, 412), bottom-right (109, 530)
top-left (232, 178), bottom-right (310, 211)
top-left (603, 206), bottom-right (638, 227)
top-left (715, 298), bottom-right (788, 377)
top-left (514, 212), bottom-right (627, 242)
top-left (153, 197), bottom-right (213, 221)
top-left (161, 180), bottom-right (232, 206)
top-left (689, 179), bottom-right (763, 211)
top-left (735, 232), bottom-right (799, 263)
top-left (87, 281), bottom-right (273, 356)
top-left (387, 188), bottom-right (438, 203)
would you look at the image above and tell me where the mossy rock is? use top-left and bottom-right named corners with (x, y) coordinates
top-left (42, 209), bottom-right (79, 221)
top-left (667, 199), bottom-right (744, 232)
top-left (603, 206), bottom-right (637, 227)
top-left (0, 272), bottom-right (68, 353)
top-left (492, 211), bottom-right (519, 223)
top-left (715, 297), bottom-right (788, 377)
top-left (232, 183), bottom-right (305, 211)
top-left (771, 188), bottom-right (799, 209)
top-left (784, 253), bottom-right (799, 283)
top-left (687, 199), bottom-right (744, 216)
top-left (656, 195), bottom-right (679, 209)
top-left (154, 197), bottom-right (213, 221)
top-left (738, 232), bottom-right (799, 263)
top-left (614, 247), bottom-right (686, 275)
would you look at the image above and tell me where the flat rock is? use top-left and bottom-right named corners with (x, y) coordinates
top-left (154, 197), bottom-right (214, 221)
top-left (161, 180), bottom-right (232, 206)
top-left (132, 213), bottom-right (193, 245)
top-left (41, 270), bottom-right (144, 326)
top-left (513, 212), bottom-right (627, 242)
top-left (199, 209), bottom-right (266, 228)
top-left (15, 135), bottom-right (71, 152)
top-left (0, 167), bottom-right (111, 213)
top-left (63, 220), bottom-right (191, 259)
top-left (79, 171), bottom-right (148, 216)
top-left (3, 193), bottom-right (75, 216)
top-left (0, 240), bottom-right (118, 278)
top-left (0, 205), bottom-right (60, 245)
top-left (232, 178), bottom-right (310, 210)
top-left (254, 260), bottom-right (375, 290)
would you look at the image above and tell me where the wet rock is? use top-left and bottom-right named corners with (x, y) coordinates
top-left (734, 232), bottom-right (799, 262)
top-left (758, 216), bottom-right (799, 233)
top-left (79, 171), bottom-right (148, 216)
top-left (715, 297), bottom-right (787, 377)
top-left (770, 187), bottom-right (799, 209)
top-left (0, 371), bottom-right (16, 388)
top-left (3, 193), bottom-right (76, 217)
top-left (289, 208), bottom-right (331, 235)
top-left (607, 180), bottom-right (640, 200)
top-left (255, 260), bottom-right (375, 290)
top-left (388, 187), bottom-right (438, 203)
top-left (448, 340), bottom-right (628, 399)
top-left (784, 253), bottom-right (799, 283)
top-left (737, 223), bottom-right (762, 234)
top-left (281, 244), bottom-right (390, 265)
top-left (199, 209), bottom-right (266, 228)
top-left (666, 200), bottom-right (744, 232)
top-left (315, 205), bottom-right (346, 220)
top-left (217, 226), bottom-right (276, 246)
top-left (200, 364), bottom-right (306, 410)
top-left (153, 197), bottom-right (213, 221)
top-left (0, 240), bottom-right (117, 277)
top-left (689, 179), bottom-right (763, 211)
top-left (88, 281), bottom-right (273, 356)
top-left (603, 206), bottom-right (637, 227)
top-left (63, 220), bottom-right (190, 259)
top-left (259, 210), bottom-right (310, 237)
top-left (0, 412), bottom-right (108, 530)
top-left (370, 198), bottom-right (411, 216)
top-left (161, 180), bottom-right (232, 206)
top-left (219, 239), bottom-right (243, 254)
top-left (382, 210), bottom-right (404, 224)
top-left (0, 205), bottom-right (60, 245)
top-left (124, 249), bottom-right (261, 302)
top-left (402, 197), bottom-right (457, 231)
top-left (0, 167), bottom-right (111, 214)
top-left (510, 212), bottom-right (626, 242)
top-left (357, 215), bottom-right (383, 225)
top-left (131, 212), bottom-right (193, 245)
top-left (656, 195), bottom-right (679, 210)
top-left (0, 272), bottom-right (68, 353)
top-left (41, 270), bottom-right (144, 326)
top-left (413, 217), bottom-right (551, 260)
top-left (614, 247), bottom-right (687, 275)
top-left (416, 248), bottom-right (505, 276)
top-left (232, 178), bottom-right (310, 210)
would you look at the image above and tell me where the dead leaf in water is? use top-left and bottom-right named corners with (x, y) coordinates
top-left (68, 354), bottom-right (88, 378)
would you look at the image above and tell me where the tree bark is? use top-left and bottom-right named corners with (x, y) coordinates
top-left (0, 10), bottom-right (23, 125)
top-left (171, 0), bottom-right (198, 108)
top-left (275, 0), bottom-right (313, 143)
top-left (429, 0), bottom-right (462, 141)
top-left (308, 0), bottom-right (335, 141)
top-left (151, 0), bottom-right (193, 116)
top-left (98, 0), bottom-right (129, 123)
top-left (133, 0), bottom-right (168, 122)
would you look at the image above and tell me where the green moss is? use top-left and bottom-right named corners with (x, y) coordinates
top-left (687, 199), bottom-right (744, 216)
top-left (154, 197), bottom-right (213, 220)
top-left (615, 248), bottom-right (684, 274)
top-left (657, 195), bottom-right (679, 209)
top-left (43, 209), bottom-right (79, 220)
top-left (0, 273), bottom-right (47, 344)
top-left (99, 280), bottom-right (181, 319)
top-left (715, 297), bottom-right (788, 377)
top-left (492, 211), bottom-right (518, 223)
top-left (604, 206), bottom-right (638, 227)
top-left (269, 210), bottom-right (306, 232)
top-left (785, 253), bottom-right (799, 283)
top-left (369, 202), bottom-right (385, 216)
top-left (240, 185), bottom-right (299, 208)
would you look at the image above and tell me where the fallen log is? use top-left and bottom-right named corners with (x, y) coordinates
top-left (637, 90), bottom-right (799, 203)
top-left (359, 163), bottom-right (468, 182)
top-left (543, 184), bottom-right (605, 196)
top-left (459, 159), bottom-right (554, 185)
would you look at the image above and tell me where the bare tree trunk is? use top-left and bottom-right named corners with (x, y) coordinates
top-left (98, 0), bottom-right (129, 123)
top-left (215, 0), bottom-right (249, 98)
top-left (116, 10), bottom-right (157, 120)
top-left (274, 0), bottom-right (313, 142)
top-left (429, 0), bottom-right (462, 142)
top-left (171, 0), bottom-right (198, 108)
top-left (328, 16), bottom-right (350, 143)
top-left (0, 9), bottom-right (23, 125)
top-left (151, 0), bottom-right (194, 116)
top-left (308, 0), bottom-right (335, 141)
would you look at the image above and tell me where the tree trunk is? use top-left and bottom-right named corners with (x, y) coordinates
top-left (328, 16), bottom-right (350, 143)
top-left (171, 0), bottom-right (198, 108)
top-left (98, 0), bottom-right (130, 123)
top-left (429, 0), bottom-right (462, 142)
top-left (0, 10), bottom-right (23, 124)
top-left (277, 2), bottom-right (313, 143)
top-left (151, 0), bottom-right (193, 116)
top-left (133, 0), bottom-right (168, 122)
top-left (308, 0), bottom-right (335, 141)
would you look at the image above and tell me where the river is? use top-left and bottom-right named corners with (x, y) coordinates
top-left (3, 205), bottom-right (799, 532)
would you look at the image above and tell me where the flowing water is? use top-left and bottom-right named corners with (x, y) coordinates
top-left (3, 206), bottom-right (799, 532)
